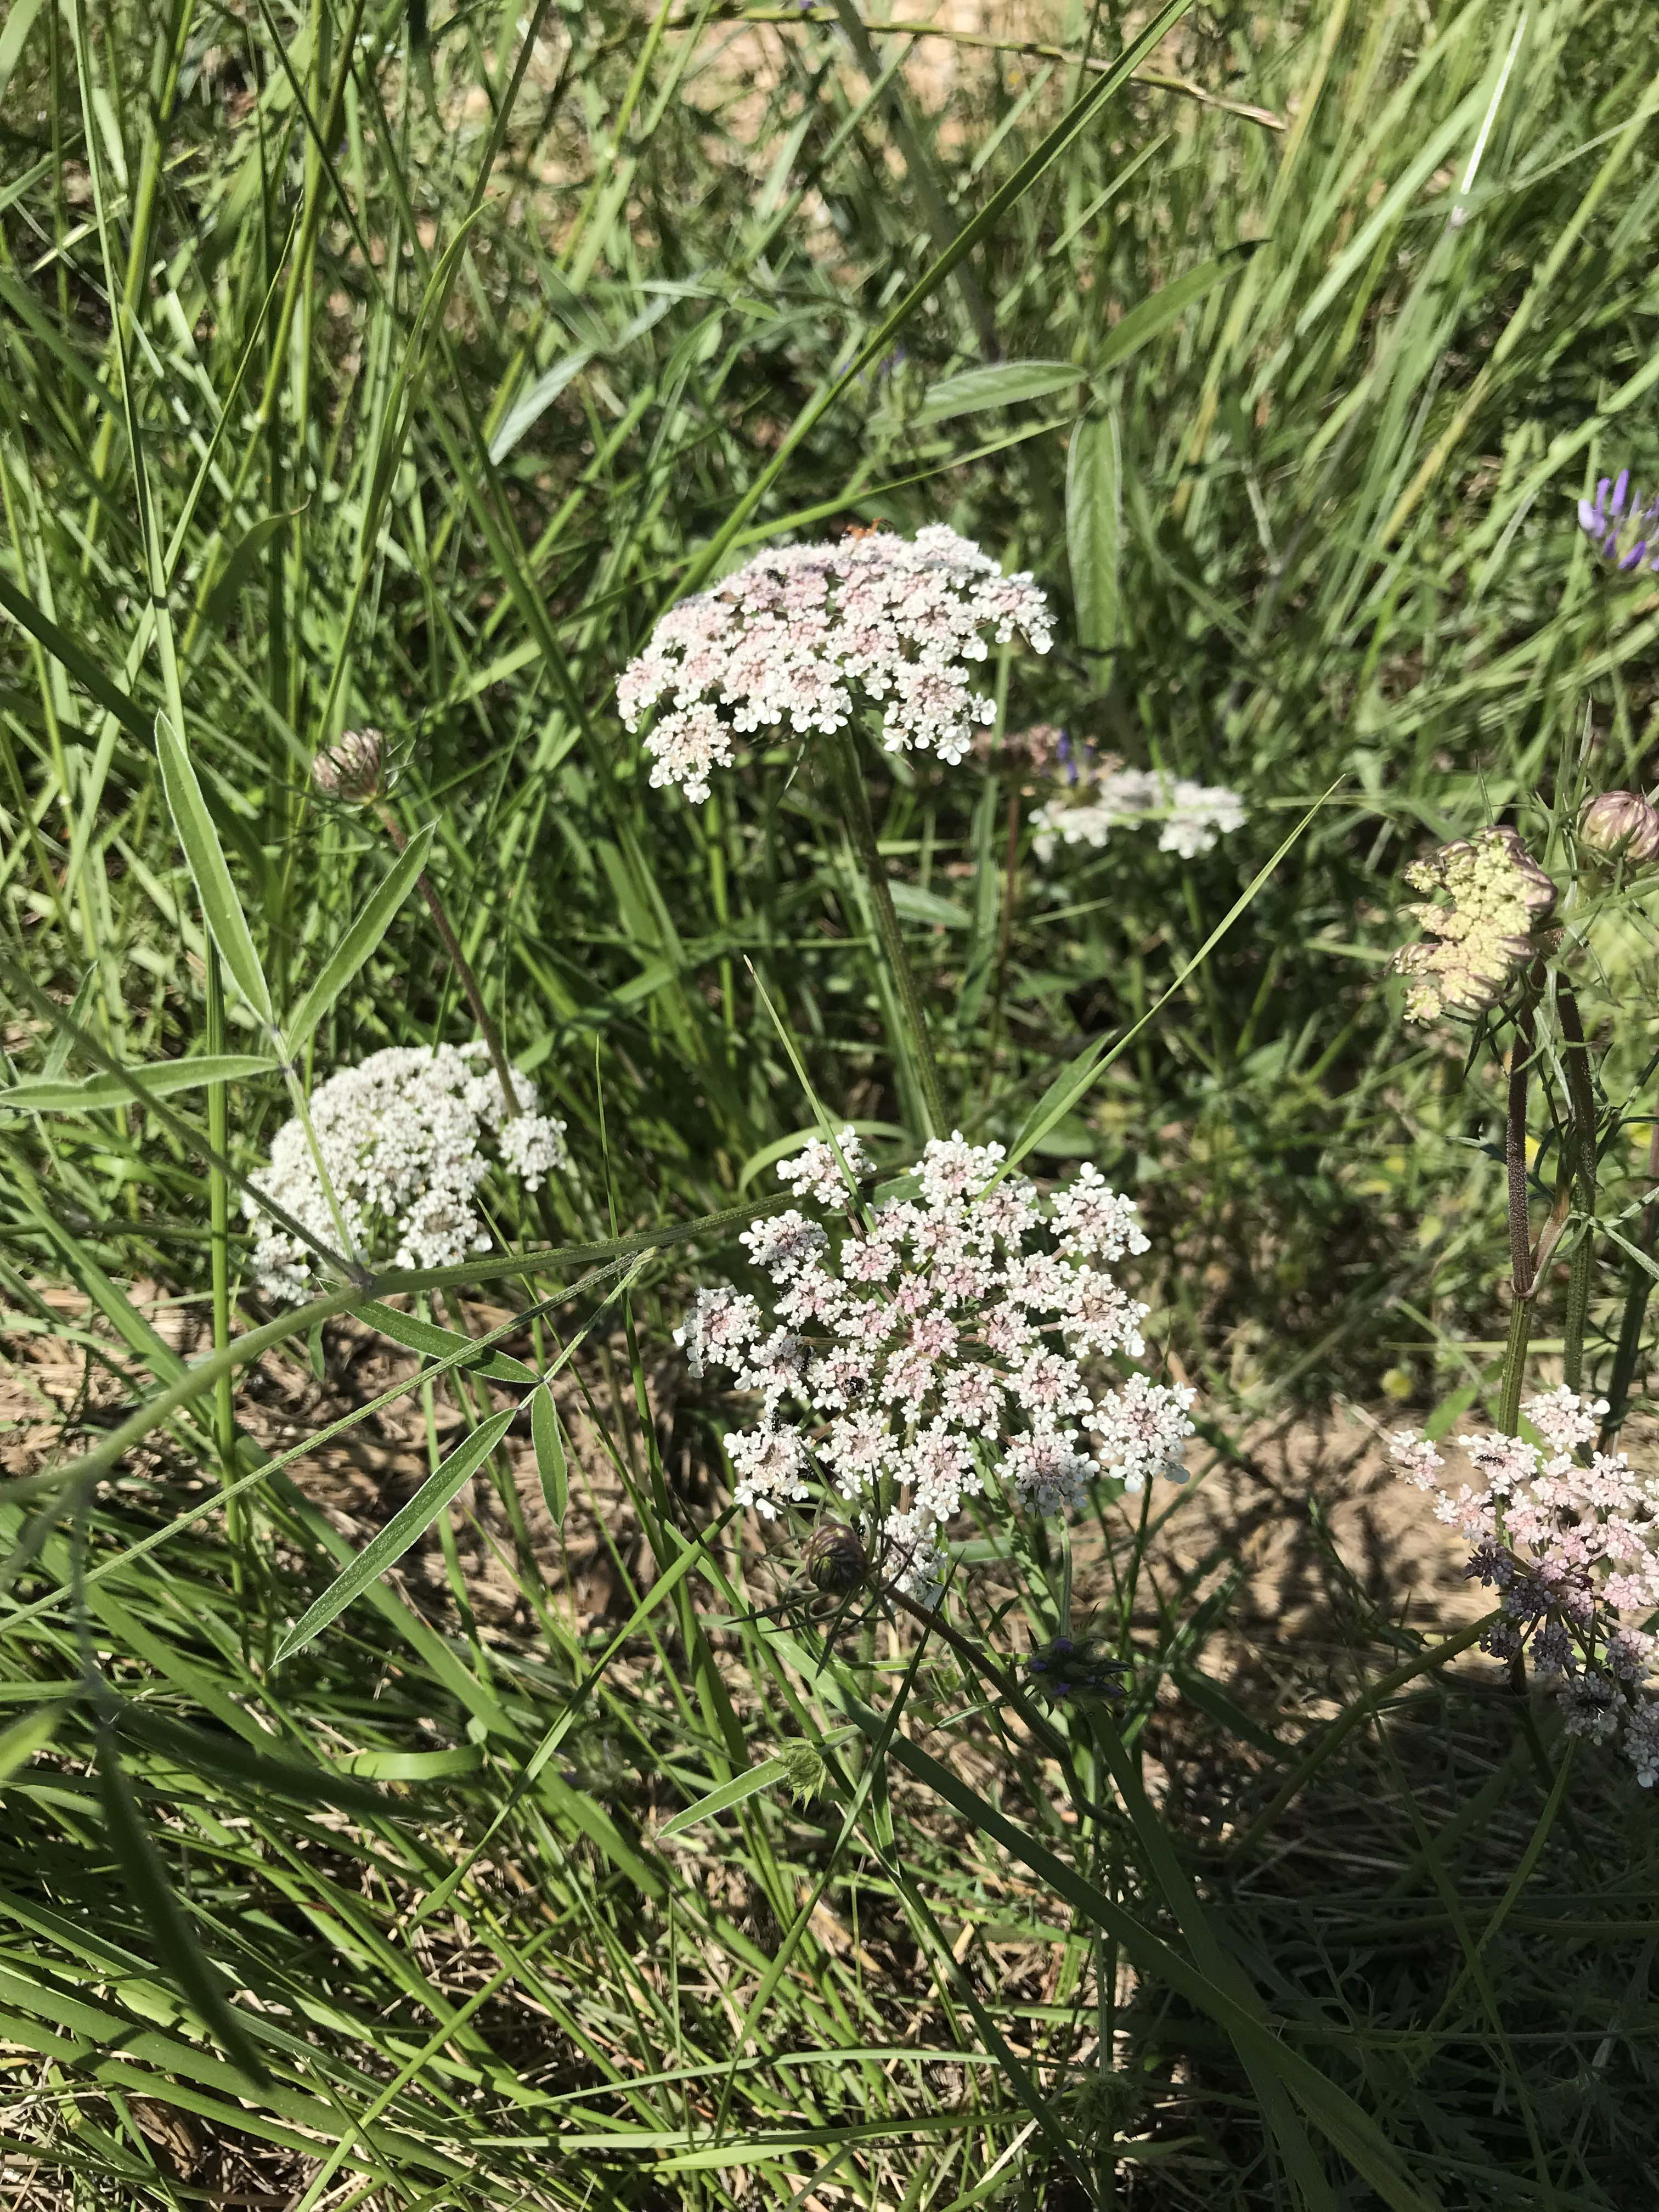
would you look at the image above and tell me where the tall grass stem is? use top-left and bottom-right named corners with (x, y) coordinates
top-left (376, 804), bottom-right (524, 1116)
top-left (831, 726), bottom-right (944, 1137)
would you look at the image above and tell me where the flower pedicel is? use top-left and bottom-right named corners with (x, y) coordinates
top-left (678, 1128), bottom-right (1195, 1605)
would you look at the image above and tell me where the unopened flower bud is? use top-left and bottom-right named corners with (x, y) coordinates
top-left (312, 727), bottom-right (386, 803)
top-left (804, 1520), bottom-right (867, 1594)
top-left (1579, 790), bottom-right (1659, 866)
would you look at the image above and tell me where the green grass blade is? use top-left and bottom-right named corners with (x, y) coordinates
top-left (1000, 782), bottom-right (1341, 1173)
top-left (530, 1384), bottom-right (568, 1529)
top-left (1093, 244), bottom-right (1259, 374)
top-left (0, 1057), bottom-right (273, 1113)
top-left (0, 1702), bottom-right (68, 1787)
top-left (273, 1407), bottom-right (516, 1663)
top-left (656, 1755), bottom-right (794, 1839)
top-left (914, 359), bottom-right (1087, 426)
top-left (95, 1728), bottom-right (269, 2085)
top-left (154, 710), bottom-right (274, 1029)
top-left (286, 822), bottom-right (436, 1048)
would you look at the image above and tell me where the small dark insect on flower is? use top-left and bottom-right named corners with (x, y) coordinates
top-left (804, 1520), bottom-right (868, 1595)
top-left (1578, 470), bottom-right (1659, 574)
top-left (1579, 790), bottom-right (1659, 867)
top-left (311, 726), bottom-right (387, 803)
top-left (1025, 1632), bottom-right (1129, 1705)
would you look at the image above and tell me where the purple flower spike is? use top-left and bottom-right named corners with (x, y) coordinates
top-left (1577, 466), bottom-right (1659, 576)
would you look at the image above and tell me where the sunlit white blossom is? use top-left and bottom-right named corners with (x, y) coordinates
top-left (619, 527), bottom-right (1052, 800)
top-left (1032, 768), bottom-right (1245, 861)
top-left (681, 1130), bottom-right (1192, 1599)
top-left (775, 1126), bottom-right (873, 1209)
top-left (246, 1043), bottom-right (567, 1301)
top-left (1390, 1393), bottom-right (1659, 1786)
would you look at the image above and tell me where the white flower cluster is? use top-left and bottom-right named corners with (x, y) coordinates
top-left (618, 527), bottom-right (1053, 803)
top-left (1033, 768), bottom-right (1244, 861)
top-left (1390, 1390), bottom-right (1659, 1786)
top-left (246, 1043), bottom-right (567, 1301)
top-left (677, 1127), bottom-right (1194, 1605)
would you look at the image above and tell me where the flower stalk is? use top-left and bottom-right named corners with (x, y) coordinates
top-left (1555, 976), bottom-right (1599, 1393)
top-left (1499, 959), bottom-right (1546, 1437)
top-left (374, 803), bottom-right (523, 1120)
top-left (830, 725), bottom-right (946, 1138)
top-left (1601, 1109), bottom-right (1659, 1449)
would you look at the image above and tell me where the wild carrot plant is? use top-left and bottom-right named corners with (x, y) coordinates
top-left (3, 3), bottom-right (1659, 2208)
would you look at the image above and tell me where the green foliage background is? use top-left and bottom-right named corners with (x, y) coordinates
top-left (3, 0), bottom-right (1659, 2203)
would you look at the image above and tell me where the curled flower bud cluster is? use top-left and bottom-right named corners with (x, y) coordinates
top-left (246, 1043), bottom-right (567, 1300)
top-left (1025, 1631), bottom-right (1128, 1705)
top-left (803, 1519), bottom-right (868, 1594)
top-left (676, 1130), bottom-right (1195, 1605)
top-left (1578, 470), bottom-right (1659, 575)
top-left (618, 526), bottom-right (1053, 803)
top-left (1390, 1391), bottom-right (1659, 1785)
top-left (1032, 764), bottom-right (1245, 862)
top-left (311, 726), bottom-right (387, 803)
top-left (1392, 827), bottom-right (1557, 1023)
top-left (1579, 789), bottom-right (1659, 867)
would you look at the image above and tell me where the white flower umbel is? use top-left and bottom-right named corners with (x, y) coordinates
top-left (618, 527), bottom-right (1053, 802)
top-left (246, 1043), bottom-right (567, 1301)
top-left (681, 1136), bottom-right (1194, 1591)
top-left (1032, 768), bottom-right (1244, 861)
top-left (1389, 1392), bottom-right (1659, 1788)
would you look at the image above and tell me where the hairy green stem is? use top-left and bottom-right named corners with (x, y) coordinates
top-left (1554, 977), bottom-right (1599, 1393)
top-left (830, 726), bottom-right (945, 1137)
top-left (1601, 1109), bottom-right (1659, 1448)
top-left (205, 941), bottom-right (249, 1621)
top-left (1498, 962), bottom-right (1544, 1435)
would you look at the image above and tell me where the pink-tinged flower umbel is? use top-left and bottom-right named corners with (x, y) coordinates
top-left (618, 526), bottom-right (1053, 803)
top-left (1390, 1392), bottom-right (1659, 1786)
top-left (679, 1126), bottom-right (1194, 1603)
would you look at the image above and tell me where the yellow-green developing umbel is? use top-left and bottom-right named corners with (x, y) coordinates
top-left (1393, 827), bottom-right (1557, 1024)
